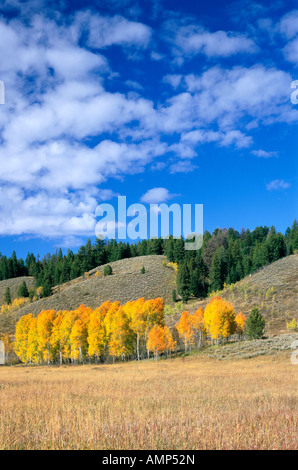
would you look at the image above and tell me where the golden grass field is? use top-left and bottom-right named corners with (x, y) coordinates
top-left (0, 354), bottom-right (297, 450)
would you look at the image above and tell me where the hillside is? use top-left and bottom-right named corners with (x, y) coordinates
top-left (177, 253), bottom-right (298, 336)
top-left (0, 255), bottom-right (176, 335)
top-left (0, 276), bottom-right (36, 305)
top-left (0, 253), bottom-right (297, 338)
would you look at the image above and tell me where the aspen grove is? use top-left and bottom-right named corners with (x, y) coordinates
top-left (14, 296), bottom-right (245, 364)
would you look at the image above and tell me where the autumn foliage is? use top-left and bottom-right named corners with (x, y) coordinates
top-left (176, 296), bottom-right (245, 348)
top-left (14, 295), bottom-right (245, 364)
top-left (14, 297), bottom-right (177, 364)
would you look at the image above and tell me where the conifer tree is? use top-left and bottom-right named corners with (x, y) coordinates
top-left (4, 287), bottom-right (11, 305)
top-left (245, 308), bottom-right (265, 339)
top-left (18, 281), bottom-right (29, 298)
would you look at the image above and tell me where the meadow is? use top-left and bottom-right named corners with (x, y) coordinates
top-left (0, 354), bottom-right (296, 450)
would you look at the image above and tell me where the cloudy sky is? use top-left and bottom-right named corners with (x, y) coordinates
top-left (0, 0), bottom-right (297, 256)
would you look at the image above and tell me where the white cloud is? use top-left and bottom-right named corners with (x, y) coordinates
top-left (266, 179), bottom-right (291, 191)
top-left (179, 30), bottom-right (257, 57)
top-left (164, 20), bottom-right (257, 61)
top-left (279, 10), bottom-right (298, 39)
top-left (182, 65), bottom-right (297, 128)
top-left (163, 74), bottom-right (183, 89)
top-left (0, 10), bottom-right (297, 241)
top-left (283, 37), bottom-right (298, 64)
top-left (169, 160), bottom-right (198, 174)
top-left (77, 12), bottom-right (152, 49)
top-left (140, 187), bottom-right (177, 204)
top-left (252, 149), bottom-right (278, 158)
top-left (181, 129), bottom-right (252, 148)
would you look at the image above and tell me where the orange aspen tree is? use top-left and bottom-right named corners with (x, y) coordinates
top-left (146, 325), bottom-right (167, 360)
top-left (176, 311), bottom-right (195, 352)
top-left (191, 307), bottom-right (206, 349)
top-left (163, 326), bottom-right (176, 357)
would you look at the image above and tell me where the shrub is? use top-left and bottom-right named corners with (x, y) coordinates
top-left (141, 266), bottom-right (145, 274)
top-left (172, 289), bottom-right (177, 303)
top-left (103, 265), bottom-right (113, 277)
top-left (287, 318), bottom-right (298, 332)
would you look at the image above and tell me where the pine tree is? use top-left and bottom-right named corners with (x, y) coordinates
top-left (5, 287), bottom-right (11, 305)
top-left (245, 308), bottom-right (265, 339)
top-left (177, 262), bottom-right (190, 302)
top-left (173, 237), bottom-right (185, 263)
top-left (18, 281), bottom-right (29, 298)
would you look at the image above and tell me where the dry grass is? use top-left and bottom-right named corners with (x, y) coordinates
top-left (0, 354), bottom-right (297, 450)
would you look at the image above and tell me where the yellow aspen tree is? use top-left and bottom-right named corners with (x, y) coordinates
top-left (191, 307), bottom-right (206, 349)
top-left (59, 310), bottom-right (79, 363)
top-left (70, 318), bottom-right (88, 363)
top-left (2, 333), bottom-right (13, 365)
top-left (108, 307), bottom-right (134, 361)
top-left (87, 304), bottom-right (110, 361)
top-left (27, 316), bottom-right (39, 364)
top-left (235, 312), bottom-right (246, 339)
top-left (125, 298), bottom-right (146, 360)
top-left (204, 296), bottom-right (237, 343)
top-left (163, 326), bottom-right (176, 357)
top-left (104, 301), bottom-right (121, 343)
top-left (15, 313), bottom-right (35, 363)
top-left (143, 297), bottom-right (165, 357)
top-left (37, 309), bottom-right (57, 364)
top-left (50, 312), bottom-right (64, 364)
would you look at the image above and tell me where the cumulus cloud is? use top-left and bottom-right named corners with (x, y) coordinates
top-left (283, 37), bottom-right (298, 64)
top-left (76, 11), bottom-right (152, 49)
top-left (163, 19), bottom-right (257, 61)
top-left (266, 179), bottom-right (291, 191)
top-left (252, 149), bottom-right (278, 158)
top-left (279, 10), bottom-right (298, 39)
top-left (169, 160), bottom-right (198, 174)
top-left (140, 187), bottom-right (177, 204)
top-left (0, 8), bottom-right (297, 241)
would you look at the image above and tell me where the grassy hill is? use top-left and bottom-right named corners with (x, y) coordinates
top-left (0, 255), bottom-right (176, 335)
top-left (0, 276), bottom-right (36, 305)
top-left (177, 253), bottom-right (298, 336)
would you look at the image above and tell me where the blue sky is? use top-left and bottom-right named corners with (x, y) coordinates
top-left (0, 0), bottom-right (297, 258)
